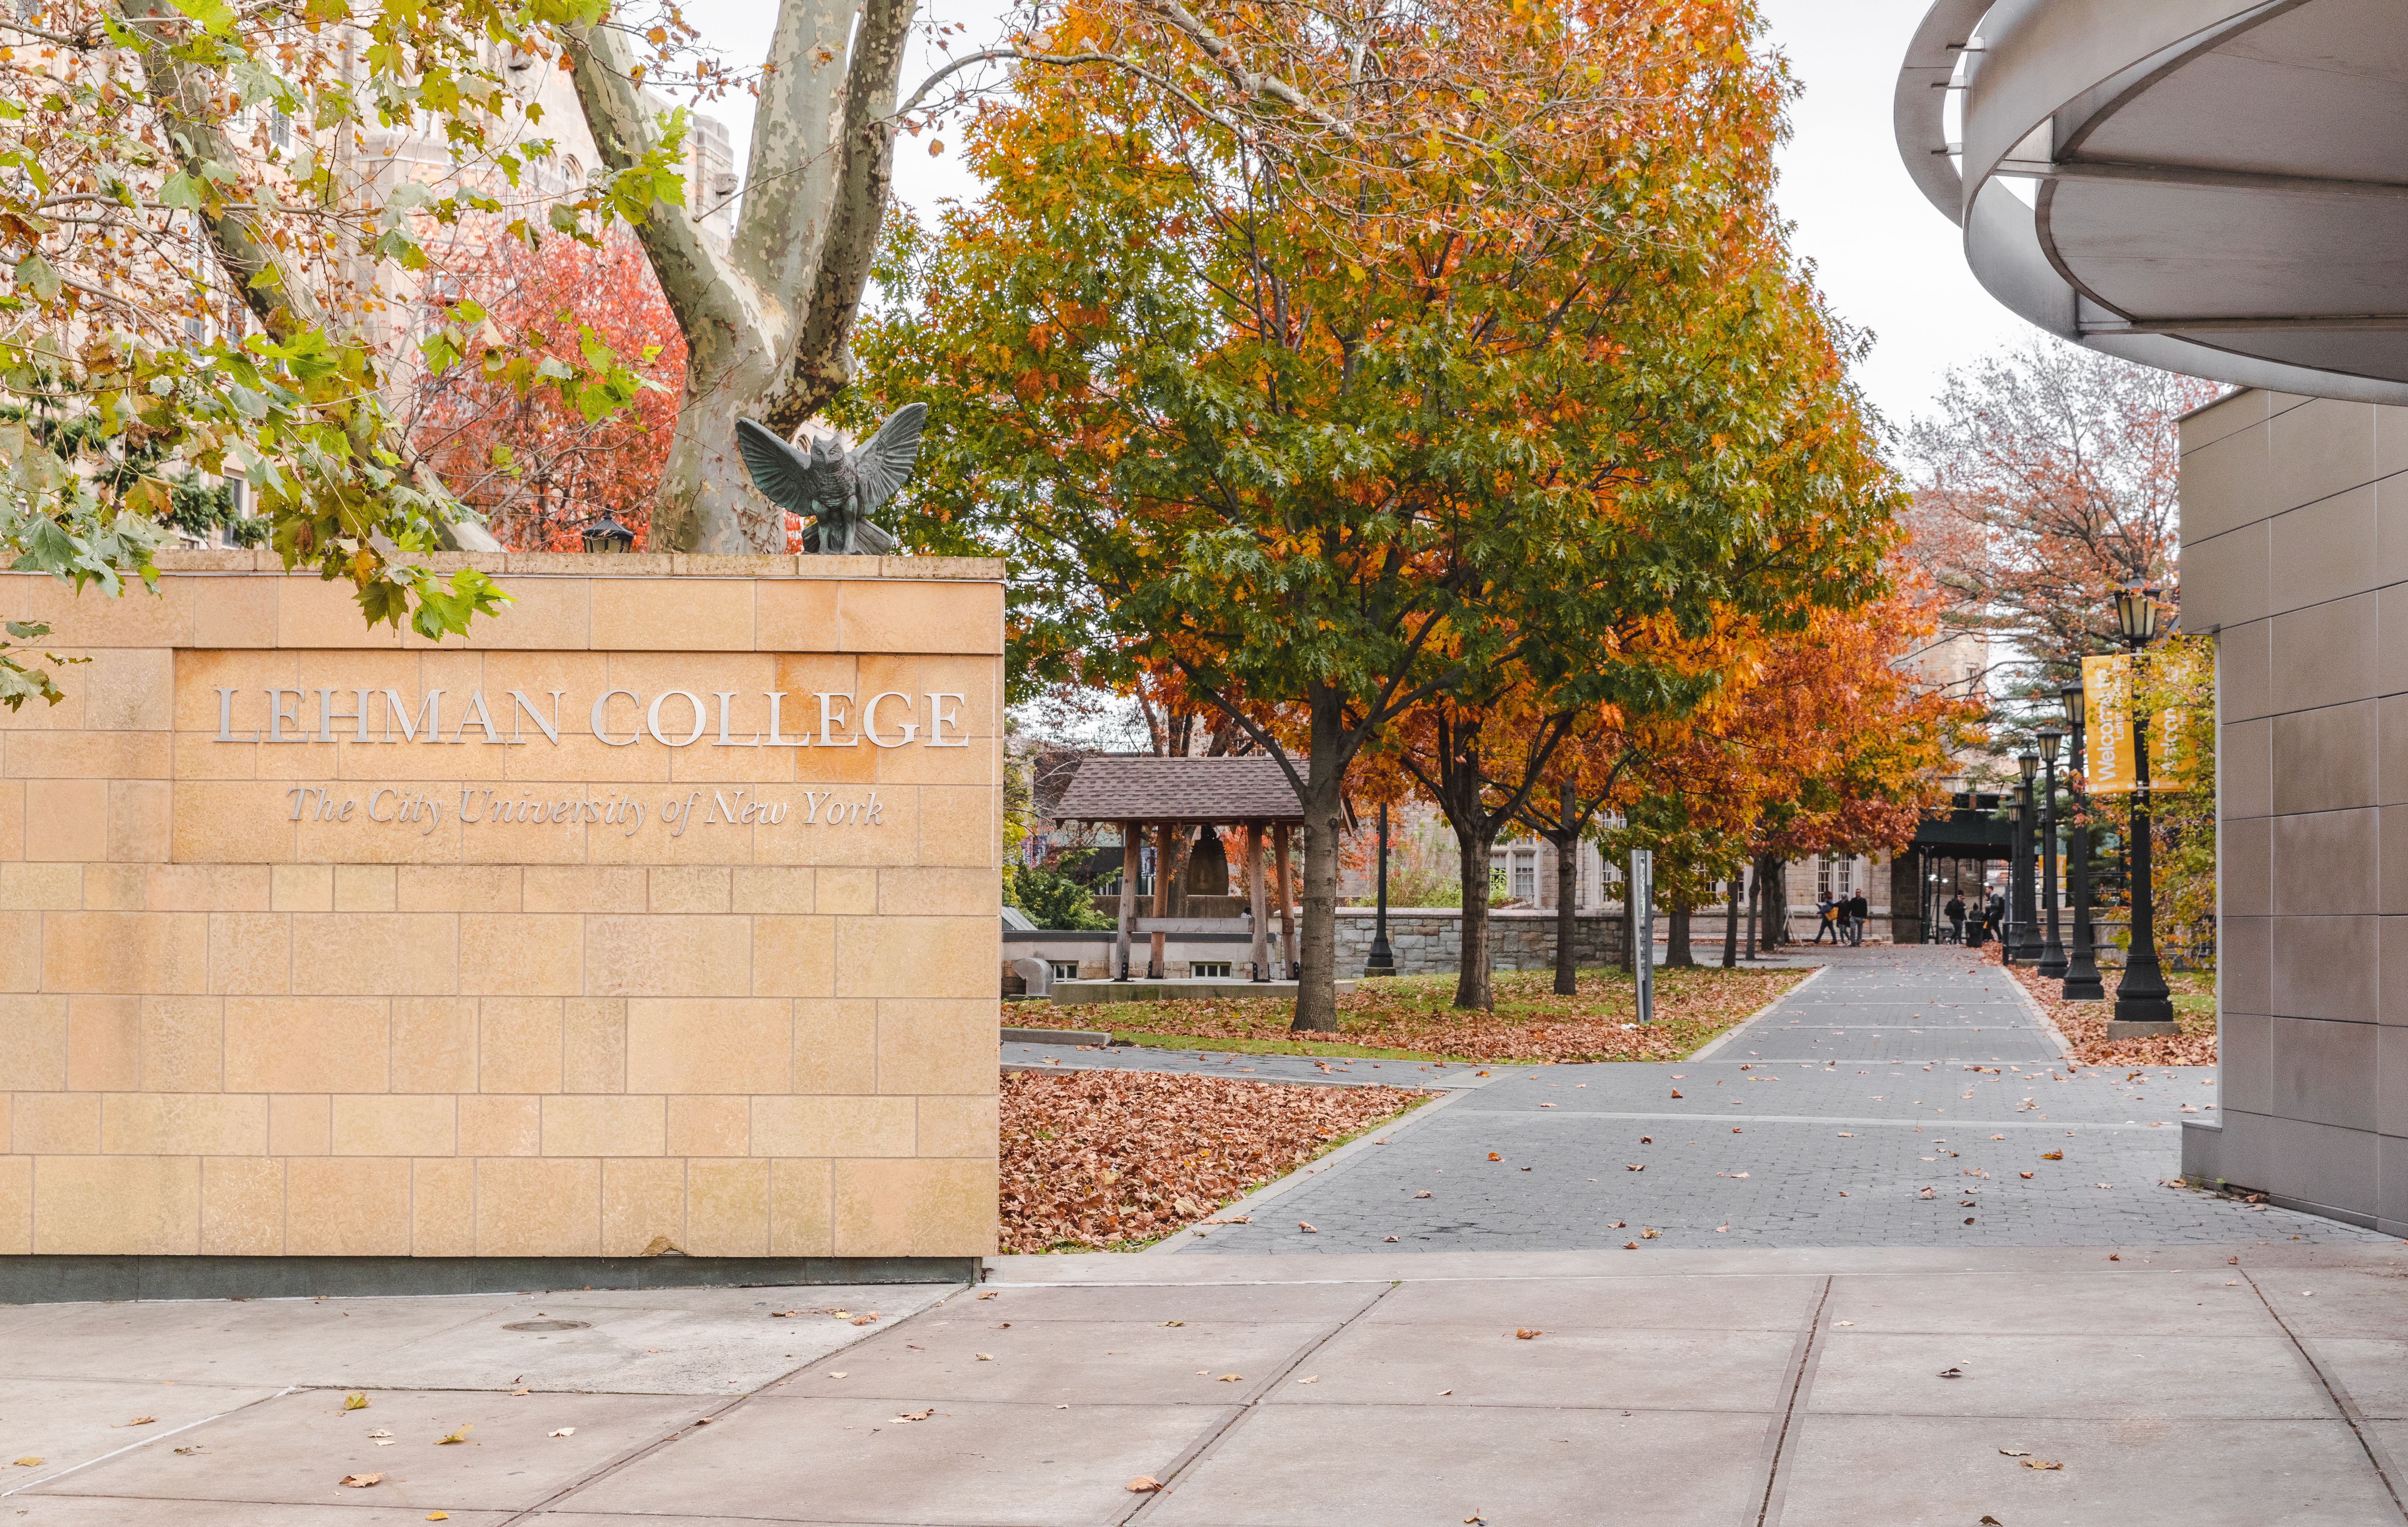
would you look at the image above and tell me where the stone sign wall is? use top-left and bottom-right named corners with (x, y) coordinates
top-left (0, 551), bottom-right (1001, 1279)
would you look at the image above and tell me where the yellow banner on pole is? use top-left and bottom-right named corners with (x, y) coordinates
top-left (2082, 651), bottom-right (2193, 794)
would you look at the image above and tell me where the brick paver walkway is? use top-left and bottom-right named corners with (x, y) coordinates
top-left (1149, 946), bottom-right (2384, 1253)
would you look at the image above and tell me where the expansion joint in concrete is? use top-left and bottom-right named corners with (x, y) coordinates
top-left (2242, 1267), bottom-right (2408, 1523)
top-left (1752, 1275), bottom-right (1833, 1527)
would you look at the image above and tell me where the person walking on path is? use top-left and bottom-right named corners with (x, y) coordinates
top-left (1812, 890), bottom-right (1840, 944)
top-left (1847, 890), bottom-right (1869, 945)
top-left (1945, 892), bottom-right (1966, 945)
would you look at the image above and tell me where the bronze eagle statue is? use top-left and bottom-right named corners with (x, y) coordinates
top-left (735, 403), bottom-right (926, 555)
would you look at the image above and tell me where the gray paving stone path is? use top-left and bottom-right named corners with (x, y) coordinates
top-left (1125, 945), bottom-right (2390, 1253)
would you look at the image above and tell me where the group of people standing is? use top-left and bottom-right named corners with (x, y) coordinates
top-left (1812, 888), bottom-right (1870, 946)
top-left (1941, 890), bottom-right (2008, 946)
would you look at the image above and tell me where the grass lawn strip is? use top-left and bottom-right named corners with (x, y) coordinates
top-left (999, 1069), bottom-right (1429, 1254)
top-left (2000, 956), bottom-right (2216, 1067)
top-left (1010, 963), bottom-right (1813, 1064)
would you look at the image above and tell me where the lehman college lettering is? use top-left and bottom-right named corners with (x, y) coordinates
top-left (215, 686), bottom-right (971, 750)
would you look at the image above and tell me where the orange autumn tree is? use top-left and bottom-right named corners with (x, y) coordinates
top-left (409, 230), bottom-right (686, 550)
top-left (853, 0), bottom-right (1902, 1028)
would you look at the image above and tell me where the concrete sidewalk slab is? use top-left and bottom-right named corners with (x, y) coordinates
top-left (1778, 1415), bottom-right (2394, 1527)
top-left (6, 1245), bottom-right (2408, 1526)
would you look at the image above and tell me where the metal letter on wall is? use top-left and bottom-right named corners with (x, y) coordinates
top-left (1631, 848), bottom-right (1654, 1025)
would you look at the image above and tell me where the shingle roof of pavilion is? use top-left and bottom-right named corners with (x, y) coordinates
top-left (1051, 754), bottom-right (1303, 826)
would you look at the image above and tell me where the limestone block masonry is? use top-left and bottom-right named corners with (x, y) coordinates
top-left (0, 551), bottom-right (1002, 1297)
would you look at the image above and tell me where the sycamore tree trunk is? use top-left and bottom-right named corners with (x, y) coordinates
top-left (567, 0), bottom-right (914, 550)
top-left (1291, 687), bottom-right (1351, 1032)
top-left (1665, 897), bottom-right (1695, 967)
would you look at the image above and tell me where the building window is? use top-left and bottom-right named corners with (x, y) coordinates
top-left (1819, 853), bottom-right (1853, 897)
top-left (1191, 962), bottom-right (1231, 979)
top-left (1510, 853), bottom-right (1535, 903)
top-left (1049, 960), bottom-right (1080, 981)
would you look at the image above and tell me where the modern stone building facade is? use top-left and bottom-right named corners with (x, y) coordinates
top-left (0, 551), bottom-right (1001, 1288)
top-left (2178, 393), bottom-right (2408, 1229)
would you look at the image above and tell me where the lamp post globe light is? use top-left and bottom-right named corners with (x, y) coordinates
top-left (2036, 726), bottom-right (2067, 979)
top-left (2011, 750), bottom-right (2040, 964)
top-left (2109, 586), bottom-right (2178, 1037)
top-left (2059, 680), bottom-right (2105, 1001)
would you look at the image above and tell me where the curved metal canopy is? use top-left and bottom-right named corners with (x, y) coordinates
top-left (1896, 0), bottom-right (2408, 404)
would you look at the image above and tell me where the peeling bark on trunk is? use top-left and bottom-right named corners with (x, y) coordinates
top-left (565, 0), bottom-right (914, 551)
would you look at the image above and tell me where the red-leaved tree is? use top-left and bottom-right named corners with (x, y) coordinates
top-left (410, 231), bottom-right (686, 550)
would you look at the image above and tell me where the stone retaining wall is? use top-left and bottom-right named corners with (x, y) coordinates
top-left (1334, 907), bottom-right (1626, 976)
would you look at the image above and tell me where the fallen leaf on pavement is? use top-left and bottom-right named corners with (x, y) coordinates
top-left (1488, 1153), bottom-right (1501, 1162)
top-left (1298, 1221), bottom-right (1317, 1233)
top-left (1414, 1190), bottom-right (1432, 1198)
top-left (509, 1387), bottom-right (530, 1397)
top-left (12, 1457), bottom-right (42, 1468)
top-left (2019, 1172), bottom-right (2034, 1179)
top-left (976, 1291), bottom-right (998, 1299)
top-left (1127, 1476), bottom-right (1163, 1493)
top-left (2042, 1151), bottom-right (2063, 1160)
top-left (1297, 1375), bottom-right (1319, 1384)
top-left (1217, 1374), bottom-right (1244, 1382)
top-left (115, 1416), bottom-right (156, 1428)
top-left (339, 1473), bottom-right (383, 1488)
top-left (1937, 1368), bottom-right (1963, 1379)
top-left (1385, 1235), bottom-right (1400, 1242)
top-left (1999, 1449), bottom-right (2030, 1457)
top-left (1515, 1328), bottom-right (1541, 1340)
top-left (428, 1515), bottom-right (450, 1522)
top-left (2022, 1459), bottom-right (2063, 1471)
top-left (851, 1315), bottom-right (879, 1326)
top-left (1160, 1320), bottom-right (1185, 1327)
top-left (549, 1428), bottom-right (575, 1438)
top-left (436, 1425), bottom-right (473, 1445)
top-left (893, 1409), bottom-right (935, 1422)
top-left (976, 1353), bottom-right (994, 1361)
top-left (343, 1393), bottom-right (369, 1411)
top-left (1608, 1220), bottom-right (1626, 1228)
top-left (1670, 1090), bottom-right (1682, 1098)
top-left (828, 1372), bottom-right (847, 1379)
top-left (1639, 1228), bottom-right (1659, 1239)
top-left (1918, 1188), bottom-right (1936, 1199)
top-left (1625, 1164), bottom-right (1646, 1172)
top-left (1833, 1321), bottom-right (1855, 1328)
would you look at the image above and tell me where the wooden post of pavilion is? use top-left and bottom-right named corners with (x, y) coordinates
top-left (1150, 822), bottom-right (1173, 978)
top-left (1273, 823), bottom-right (1296, 979)
top-left (1246, 823), bottom-right (1270, 981)
top-left (1114, 820), bottom-right (1138, 979)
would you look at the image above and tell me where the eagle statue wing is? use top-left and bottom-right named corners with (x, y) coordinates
top-left (845, 403), bottom-right (927, 517)
top-left (735, 418), bottom-right (819, 512)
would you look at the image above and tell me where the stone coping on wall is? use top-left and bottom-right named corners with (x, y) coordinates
top-left (0, 554), bottom-right (1005, 655)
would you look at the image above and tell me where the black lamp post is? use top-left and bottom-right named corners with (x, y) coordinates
top-left (2036, 726), bottom-right (2067, 978)
top-left (1364, 803), bottom-right (1396, 977)
top-left (2011, 750), bottom-right (2040, 963)
top-left (581, 513), bottom-right (636, 553)
top-left (2109, 585), bottom-right (2178, 1035)
top-left (2059, 679), bottom-right (2105, 1000)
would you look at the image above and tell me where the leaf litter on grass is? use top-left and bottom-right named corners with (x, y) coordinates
top-left (1006, 965), bottom-right (1811, 1064)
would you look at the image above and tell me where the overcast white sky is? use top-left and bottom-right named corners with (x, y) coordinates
top-left (673, 0), bottom-right (2037, 430)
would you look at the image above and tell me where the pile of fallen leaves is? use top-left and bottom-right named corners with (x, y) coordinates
top-left (2001, 958), bottom-right (2217, 1067)
top-left (999, 1071), bottom-right (1426, 1253)
top-left (1010, 965), bottom-right (1809, 1063)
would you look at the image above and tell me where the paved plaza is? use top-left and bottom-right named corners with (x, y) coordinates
top-left (1163, 947), bottom-right (2377, 1253)
top-left (5, 947), bottom-right (2405, 1525)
